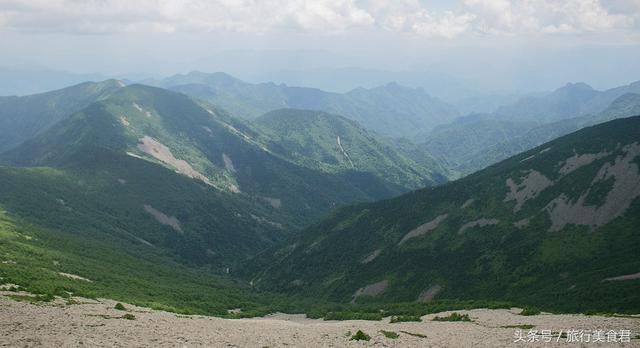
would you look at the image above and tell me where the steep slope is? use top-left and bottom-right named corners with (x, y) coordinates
top-left (0, 80), bottom-right (123, 152)
top-left (155, 71), bottom-right (459, 138)
top-left (256, 109), bottom-right (449, 189)
top-left (248, 116), bottom-right (640, 313)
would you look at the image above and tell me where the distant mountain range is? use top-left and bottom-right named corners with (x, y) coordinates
top-left (421, 81), bottom-right (640, 176)
top-left (147, 71), bottom-right (460, 139)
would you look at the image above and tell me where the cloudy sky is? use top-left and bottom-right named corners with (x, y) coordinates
top-left (1, 0), bottom-right (639, 93)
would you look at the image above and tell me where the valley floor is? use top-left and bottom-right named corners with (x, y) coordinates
top-left (1, 293), bottom-right (639, 347)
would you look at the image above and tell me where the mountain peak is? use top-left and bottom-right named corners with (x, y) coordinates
top-left (560, 82), bottom-right (594, 92)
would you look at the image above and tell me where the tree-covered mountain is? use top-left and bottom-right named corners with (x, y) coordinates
top-left (0, 82), bottom-right (449, 318)
top-left (255, 109), bottom-right (448, 189)
top-left (2, 84), bottom-right (421, 229)
top-left (151, 71), bottom-right (459, 138)
top-left (247, 116), bottom-right (640, 313)
top-left (0, 80), bottom-right (124, 153)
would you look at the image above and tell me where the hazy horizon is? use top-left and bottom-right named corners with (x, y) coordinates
top-left (1, 0), bottom-right (640, 95)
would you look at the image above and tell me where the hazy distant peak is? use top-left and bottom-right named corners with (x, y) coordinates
top-left (559, 82), bottom-right (594, 92)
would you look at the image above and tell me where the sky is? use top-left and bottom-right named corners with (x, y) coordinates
top-left (1, 0), bottom-right (639, 94)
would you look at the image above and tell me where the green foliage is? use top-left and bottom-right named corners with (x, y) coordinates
top-left (390, 315), bottom-right (422, 323)
top-left (324, 311), bottom-right (382, 321)
top-left (350, 330), bottom-right (371, 341)
top-left (400, 330), bottom-right (427, 338)
top-left (380, 330), bottom-right (399, 339)
top-left (122, 313), bottom-right (136, 320)
top-left (114, 303), bottom-right (126, 310)
top-left (432, 312), bottom-right (471, 322)
top-left (7, 293), bottom-right (55, 303)
top-left (519, 307), bottom-right (541, 316)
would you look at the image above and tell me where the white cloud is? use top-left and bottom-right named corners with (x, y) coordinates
top-left (464, 0), bottom-right (635, 35)
top-left (0, 0), bottom-right (637, 38)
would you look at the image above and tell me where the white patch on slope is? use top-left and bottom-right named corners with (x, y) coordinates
top-left (126, 152), bottom-right (144, 159)
top-left (262, 197), bottom-right (282, 209)
top-left (538, 147), bottom-right (552, 155)
top-left (249, 214), bottom-right (283, 229)
top-left (143, 204), bottom-right (184, 234)
top-left (513, 218), bottom-right (531, 228)
top-left (520, 154), bottom-right (535, 163)
top-left (504, 170), bottom-right (554, 212)
top-left (59, 272), bottom-right (92, 282)
top-left (545, 142), bottom-right (640, 232)
top-left (398, 214), bottom-right (448, 245)
top-left (336, 136), bottom-right (355, 168)
top-left (351, 280), bottom-right (388, 303)
top-left (558, 150), bottom-right (611, 176)
top-left (119, 116), bottom-right (130, 127)
top-left (201, 125), bottom-right (213, 136)
top-left (602, 272), bottom-right (640, 282)
top-left (132, 102), bottom-right (152, 117)
top-left (360, 249), bottom-right (381, 264)
top-left (136, 136), bottom-right (211, 185)
top-left (417, 285), bottom-right (442, 302)
top-left (222, 153), bottom-right (236, 173)
top-left (458, 218), bottom-right (500, 234)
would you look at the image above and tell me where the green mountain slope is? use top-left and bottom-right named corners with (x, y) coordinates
top-left (2, 84), bottom-right (409, 228)
top-left (256, 109), bottom-right (449, 189)
top-left (0, 80), bottom-right (123, 153)
top-left (248, 116), bottom-right (640, 313)
top-left (155, 71), bottom-right (459, 138)
top-left (0, 207), bottom-right (278, 316)
top-left (0, 82), bottom-right (447, 318)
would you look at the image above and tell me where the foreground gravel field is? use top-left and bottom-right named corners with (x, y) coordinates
top-left (1, 294), bottom-right (639, 347)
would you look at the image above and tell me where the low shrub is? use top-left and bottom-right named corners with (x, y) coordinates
top-left (432, 312), bottom-right (471, 322)
top-left (350, 330), bottom-right (371, 341)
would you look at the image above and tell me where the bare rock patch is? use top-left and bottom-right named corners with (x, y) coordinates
top-left (558, 150), bottom-right (611, 176)
top-left (602, 272), bottom-right (640, 282)
top-left (513, 218), bottom-right (531, 228)
top-left (417, 285), bottom-right (442, 302)
top-left (398, 214), bottom-right (448, 245)
top-left (458, 218), bottom-right (500, 234)
top-left (352, 280), bottom-right (388, 303)
top-left (58, 272), bottom-right (92, 282)
top-left (222, 153), bottom-right (236, 173)
top-left (143, 204), bottom-right (184, 234)
top-left (461, 199), bottom-right (474, 209)
top-left (504, 170), bottom-right (553, 212)
top-left (137, 136), bottom-right (211, 185)
top-left (545, 142), bottom-right (640, 232)
top-left (262, 197), bottom-right (282, 209)
top-left (360, 249), bottom-right (381, 264)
